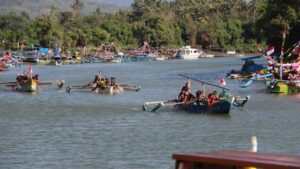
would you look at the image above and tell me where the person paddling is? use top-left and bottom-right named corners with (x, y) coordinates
top-left (84, 75), bottom-right (101, 91)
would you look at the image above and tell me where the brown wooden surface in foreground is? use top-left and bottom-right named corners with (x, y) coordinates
top-left (172, 150), bottom-right (300, 169)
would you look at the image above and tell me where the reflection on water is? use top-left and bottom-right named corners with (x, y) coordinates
top-left (0, 58), bottom-right (299, 169)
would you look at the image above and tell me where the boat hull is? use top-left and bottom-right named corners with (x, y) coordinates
top-left (177, 100), bottom-right (231, 114)
top-left (267, 81), bottom-right (300, 94)
top-left (181, 54), bottom-right (200, 59)
top-left (96, 86), bottom-right (124, 95)
top-left (18, 79), bottom-right (38, 92)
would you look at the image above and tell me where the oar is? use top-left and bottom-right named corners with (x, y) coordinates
top-left (0, 81), bottom-right (16, 85)
top-left (120, 84), bottom-right (141, 92)
top-left (66, 85), bottom-right (92, 93)
top-left (179, 74), bottom-right (230, 90)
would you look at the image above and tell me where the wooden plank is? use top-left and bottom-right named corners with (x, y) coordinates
top-left (172, 151), bottom-right (300, 169)
top-left (215, 151), bottom-right (300, 164)
top-left (173, 153), bottom-right (300, 168)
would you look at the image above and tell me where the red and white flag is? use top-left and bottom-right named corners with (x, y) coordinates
top-left (219, 78), bottom-right (226, 86)
top-left (27, 65), bottom-right (32, 74)
top-left (266, 45), bottom-right (275, 56)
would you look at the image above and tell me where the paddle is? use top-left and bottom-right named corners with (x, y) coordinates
top-left (0, 81), bottom-right (16, 85)
top-left (179, 74), bottom-right (230, 90)
top-left (66, 85), bottom-right (92, 93)
top-left (120, 84), bottom-right (141, 92)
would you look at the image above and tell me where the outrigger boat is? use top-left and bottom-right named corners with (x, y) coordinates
top-left (0, 66), bottom-right (64, 92)
top-left (143, 74), bottom-right (249, 114)
top-left (66, 83), bottom-right (140, 95)
top-left (238, 73), bottom-right (273, 88)
top-left (266, 64), bottom-right (300, 93)
top-left (266, 62), bottom-right (300, 94)
top-left (227, 55), bottom-right (266, 79)
top-left (17, 78), bottom-right (38, 92)
top-left (65, 74), bottom-right (140, 95)
top-left (267, 79), bottom-right (300, 93)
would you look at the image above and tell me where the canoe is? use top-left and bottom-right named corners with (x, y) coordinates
top-left (96, 85), bottom-right (124, 95)
top-left (17, 79), bottom-right (38, 92)
top-left (176, 100), bottom-right (231, 114)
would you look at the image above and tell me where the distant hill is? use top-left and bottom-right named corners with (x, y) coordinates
top-left (0, 0), bottom-right (133, 17)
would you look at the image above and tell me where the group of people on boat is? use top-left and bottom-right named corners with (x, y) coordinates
top-left (12, 65), bottom-right (39, 89)
top-left (86, 74), bottom-right (121, 91)
top-left (16, 73), bottom-right (39, 83)
top-left (177, 83), bottom-right (227, 107)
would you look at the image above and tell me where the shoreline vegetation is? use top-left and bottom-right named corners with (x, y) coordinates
top-left (0, 0), bottom-right (299, 56)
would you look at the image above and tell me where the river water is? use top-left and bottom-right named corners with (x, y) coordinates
top-left (0, 57), bottom-right (299, 169)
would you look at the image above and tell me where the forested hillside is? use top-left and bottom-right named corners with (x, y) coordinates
top-left (0, 0), bottom-right (299, 53)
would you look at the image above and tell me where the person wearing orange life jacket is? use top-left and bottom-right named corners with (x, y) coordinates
top-left (207, 90), bottom-right (218, 107)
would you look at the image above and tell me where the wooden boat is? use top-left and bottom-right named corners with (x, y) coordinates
top-left (96, 85), bottom-right (124, 95)
top-left (172, 150), bottom-right (300, 169)
top-left (17, 79), bottom-right (38, 92)
top-left (143, 75), bottom-right (249, 113)
top-left (267, 79), bottom-right (300, 93)
top-left (65, 83), bottom-right (139, 94)
top-left (176, 100), bottom-right (231, 114)
top-left (227, 58), bottom-right (265, 79)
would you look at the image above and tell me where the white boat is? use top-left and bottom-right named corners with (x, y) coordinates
top-left (154, 56), bottom-right (167, 61)
top-left (174, 46), bottom-right (203, 59)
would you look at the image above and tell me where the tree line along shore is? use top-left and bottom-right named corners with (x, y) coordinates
top-left (0, 0), bottom-right (299, 56)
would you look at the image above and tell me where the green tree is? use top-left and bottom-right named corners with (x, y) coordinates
top-left (0, 13), bottom-right (32, 50)
top-left (133, 16), bottom-right (182, 47)
top-left (130, 0), bottom-right (168, 21)
top-left (255, 0), bottom-right (300, 53)
top-left (33, 15), bottom-right (62, 47)
top-left (71, 0), bottom-right (84, 18)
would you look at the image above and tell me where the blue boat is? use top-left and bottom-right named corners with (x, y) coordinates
top-left (176, 100), bottom-right (231, 114)
top-left (22, 52), bottom-right (39, 63)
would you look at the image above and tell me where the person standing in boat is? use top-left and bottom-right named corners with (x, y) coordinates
top-left (178, 86), bottom-right (194, 103)
top-left (178, 86), bottom-right (188, 102)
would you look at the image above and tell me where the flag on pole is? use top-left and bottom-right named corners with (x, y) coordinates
top-left (266, 45), bottom-right (275, 56)
top-left (279, 30), bottom-right (287, 61)
top-left (219, 78), bottom-right (226, 86)
top-left (27, 65), bottom-right (32, 74)
top-left (256, 44), bottom-right (262, 52)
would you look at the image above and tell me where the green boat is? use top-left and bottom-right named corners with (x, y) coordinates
top-left (267, 79), bottom-right (300, 93)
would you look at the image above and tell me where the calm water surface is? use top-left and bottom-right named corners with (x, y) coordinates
top-left (0, 57), bottom-right (299, 169)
